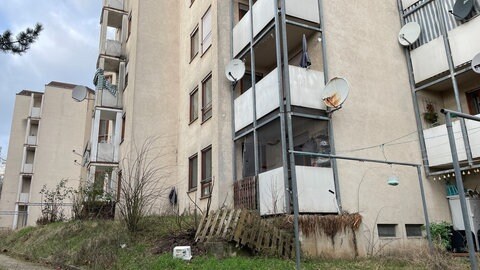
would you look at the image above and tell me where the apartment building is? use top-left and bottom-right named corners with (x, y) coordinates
top-left (75, 0), bottom-right (480, 255)
top-left (0, 82), bottom-right (93, 229)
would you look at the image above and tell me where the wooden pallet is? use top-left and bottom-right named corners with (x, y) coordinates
top-left (195, 209), bottom-right (294, 258)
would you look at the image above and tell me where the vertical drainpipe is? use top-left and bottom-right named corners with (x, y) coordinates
top-left (434, 0), bottom-right (473, 165)
top-left (280, 0), bottom-right (301, 269)
top-left (395, 0), bottom-right (431, 175)
top-left (248, 0), bottom-right (261, 208)
top-left (230, 0), bottom-right (237, 183)
top-left (274, 0), bottom-right (291, 214)
top-left (318, 0), bottom-right (342, 212)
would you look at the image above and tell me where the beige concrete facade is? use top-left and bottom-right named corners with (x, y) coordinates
top-left (0, 83), bottom-right (92, 229)
top-left (2, 0), bottom-right (477, 257)
top-left (88, 0), bottom-right (464, 256)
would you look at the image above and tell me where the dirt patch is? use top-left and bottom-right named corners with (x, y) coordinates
top-left (151, 228), bottom-right (207, 256)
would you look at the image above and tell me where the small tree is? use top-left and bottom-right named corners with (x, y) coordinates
top-left (117, 137), bottom-right (172, 232)
top-left (37, 179), bottom-right (74, 225)
top-left (1, 23), bottom-right (43, 54)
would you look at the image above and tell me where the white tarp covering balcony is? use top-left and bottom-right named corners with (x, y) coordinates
top-left (234, 66), bottom-right (325, 132)
top-left (424, 114), bottom-right (480, 167)
top-left (97, 143), bottom-right (115, 162)
top-left (27, 136), bottom-right (37, 146)
top-left (22, 164), bottom-right (33, 174)
top-left (233, 0), bottom-right (319, 56)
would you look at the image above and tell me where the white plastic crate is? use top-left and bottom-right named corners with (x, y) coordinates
top-left (173, 246), bottom-right (192, 261)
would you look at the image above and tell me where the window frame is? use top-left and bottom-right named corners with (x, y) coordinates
top-left (377, 224), bottom-right (397, 238)
top-left (121, 112), bottom-right (126, 144)
top-left (405, 224), bottom-right (423, 238)
top-left (190, 25), bottom-right (199, 62)
top-left (127, 13), bottom-right (132, 42)
top-left (200, 146), bottom-right (212, 198)
top-left (201, 6), bottom-right (212, 55)
top-left (188, 154), bottom-right (198, 191)
top-left (189, 87), bottom-right (199, 124)
top-left (201, 73), bottom-right (212, 122)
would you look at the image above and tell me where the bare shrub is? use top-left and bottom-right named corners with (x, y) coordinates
top-left (117, 137), bottom-right (173, 233)
top-left (37, 179), bottom-right (74, 225)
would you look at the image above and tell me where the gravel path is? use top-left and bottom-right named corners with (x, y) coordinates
top-left (0, 254), bottom-right (52, 270)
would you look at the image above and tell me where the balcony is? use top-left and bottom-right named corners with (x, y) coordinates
top-left (257, 166), bottom-right (337, 216)
top-left (232, 0), bottom-right (320, 56)
top-left (97, 142), bottom-right (115, 162)
top-left (26, 136), bottom-right (37, 146)
top-left (234, 65), bottom-right (325, 132)
top-left (30, 107), bottom-right (41, 118)
top-left (424, 113), bottom-right (480, 167)
top-left (18, 193), bottom-right (29, 203)
top-left (104, 39), bottom-right (121, 57)
top-left (103, 0), bottom-right (124, 11)
top-left (22, 164), bottom-right (33, 174)
top-left (403, 1), bottom-right (480, 83)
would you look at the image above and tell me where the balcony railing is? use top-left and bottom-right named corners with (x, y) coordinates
top-left (97, 142), bottom-right (115, 162)
top-left (22, 164), bottom-right (33, 174)
top-left (234, 65), bottom-right (325, 132)
top-left (257, 166), bottom-right (337, 216)
top-left (18, 193), bottom-right (29, 203)
top-left (30, 107), bottom-right (41, 118)
top-left (424, 113), bottom-right (480, 167)
top-left (232, 0), bottom-right (320, 56)
top-left (103, 0), bottom-right (124, 10)
top-left (27, 136), bottom-right (37, 146)
top-left (403, 0), bottom-right (480, 82)
top-left (234, 176), bottom-right (257, 210)
top-left (105, 39), bottom-right (121, 57)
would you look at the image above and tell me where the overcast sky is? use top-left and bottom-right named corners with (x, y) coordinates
top-left (0, 1), bottom-right (101, 160)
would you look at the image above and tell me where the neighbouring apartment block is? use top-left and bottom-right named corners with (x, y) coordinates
top-left (0, 83), bottom-right (93, 228)
top-left (1, 0), bottom-right (480, 257)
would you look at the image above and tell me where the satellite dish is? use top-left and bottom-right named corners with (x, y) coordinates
top-left (398, 22), bottom-right (421, 46)
top-left (450, 0), bottom-right (474, 20)
top-left (322, 77), bottom-right (349, 108)
top-left (72, 85), bottom-right (87, 102)
top-left (472, 52), bottom-right (480, 74)
top-left (225, 59), bottom-right (246, 82)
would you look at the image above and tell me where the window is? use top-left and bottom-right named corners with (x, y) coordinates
top-left (377, 224), bottom-right (397, 238)
top-left (127, 13), bottom-right (132, 40)
top-left (98, 119), bottom-right (112, 143)
top-left (467, 89), bottom-right (480, 115)
top-left (202, 73), bottom-right (212, 121)
top-left (292, 117), bottom-right (330, 168)
top-left (257, 119), bottom-right (283, 173)
top-left (190, 87), bottom-right (199, 123)
top-left (405, 224), bottom-right (423, 237)
top-left (201, 7), bottom-right (212, 54)
top-left (124, 61), bottom-right (129, 90)
top-left (190, 26), bottom-right (199, 61)
top-left (241, 72), bottom-right (263, 94)
top-left (189, 154), bottom-right (198, 191)
top-left (117, 170), bottom-right (122, 201)
top-left (121, 113), bottom-right (126, 142)
top-left (201, 146), bottom-right (212, 198)
top-left (238, 3), bottom-right (249, 20)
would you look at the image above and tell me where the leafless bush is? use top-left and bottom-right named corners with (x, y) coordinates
top-left (117, 137), bottom-right (173, 233)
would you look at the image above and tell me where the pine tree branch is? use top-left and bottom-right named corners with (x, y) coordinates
top-left (0, 23), bottom-right (43, 54)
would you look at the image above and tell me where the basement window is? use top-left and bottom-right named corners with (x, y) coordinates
top-left (405, 224), bottom-right (423, 237)
top-left (201, 146), bottom-right (212, 198)
top-left (377, 224), bottom-right (397, 238)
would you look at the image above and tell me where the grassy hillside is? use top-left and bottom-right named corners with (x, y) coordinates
top-left (0, 217), bottom-right (471, 270)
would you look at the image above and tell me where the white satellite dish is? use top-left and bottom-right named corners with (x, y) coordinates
top-left (398, 22), bottom-right (421, 46)
top-left (72, 85), bottom-right (87, 102)
top-left (225, 59), bottom-right (246, 82)
top-left (322, 77), bottom-right (350, 109)
top-left (472, 52), bottom-right (480, 74)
